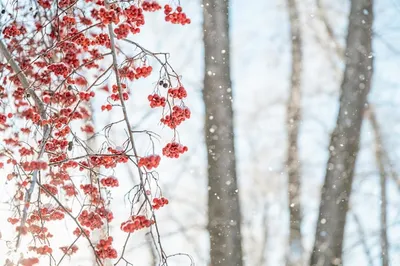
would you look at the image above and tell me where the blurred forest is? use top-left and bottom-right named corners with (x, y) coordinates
top-left (2, 0), bottom-right (400, 265)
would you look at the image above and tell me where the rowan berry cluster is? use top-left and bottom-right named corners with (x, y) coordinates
top-left (28, 245), bottom-right (53, 255)
top-left (162, 142), bottom-right (188, 158)
top-left (100, 176), bottom-right (119, 187)
top-left (90, 154), bottom-right (128, 168)
top-left (110, 83), bottom-right (129, 101)
top-left (152, 197), bottom-right (169, 210)
top-left (148, 94), bottom-right (166, 108)
top-left (95, 237), bottom-right (118, 259)
top-left (142, 1), bottom-right (162, 12)
top-left (135, 66), bottom-right (153, 79)
top-left (96, 206), bottom-right (114, 223)
top-left (73, 227), bottom-right (91, 237)
top-left (120, 215), bottom-right (154, 233)
top-left (138, 155), bottom-right (161, 170)
top-left (78, 210), bottom-right (104, 230)
top-left (18, 257), bottom-right (40, 266)
top-left (78, 91), bottom-right (95, 101)
top-left (7, 217), bottom-right (19, 225)
top-left (62, 184), bottom-right (77, 196)
top-left (101, 104), bottom-right (113, 111)
top-left (168, 86), bottom-right (188, 99)
top-left (81, 124), bottom-right (95, 134)
top-left (164, 5), bottom-right (191, 25)
top-left (21, 161), bottom-right (48, 171)
top-left (160, 106), bottom-right (191, 129)
top-left (80, 184), bottom-right (103, 204)
top-left (19, 147), bottom-right (34, 156)
top-left (2, 23), bottom-right (26, 39)
top-left (48, 63), bottom-right (69, 78)
top-left (41, 184), bottom-right (58, 196)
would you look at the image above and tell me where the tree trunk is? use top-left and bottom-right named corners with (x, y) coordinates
top-left (286, 0), bottom-right (303, 265)
top-left (202, 1), bottom-right (243, 265)
top-left (310, 1), bottom-right (374, 265)
top-left (368, 106), bottom-right (389, 266)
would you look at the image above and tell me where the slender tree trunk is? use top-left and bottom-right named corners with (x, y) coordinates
top-left (351, 213), bottom-right (374, 266)
top-left (310, 1), bottom-right (374, 265)
top-left (202, 1), bottom-right (243, 265)
top-left (286, 0), bottom-right (303, 265)
top-left (368, 106), bottom-right (389, 266)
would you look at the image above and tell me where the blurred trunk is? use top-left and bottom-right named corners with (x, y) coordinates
top-left (202, 1), bottom-right (243, 265)
top-left (351, 212), bottom-right (374, 266)
top-left (368, 106), bottom-right (389, 266)
top-left (310, 0), bottom-right (374, 265)
top-left (285, 0), bottom-right (303, 265)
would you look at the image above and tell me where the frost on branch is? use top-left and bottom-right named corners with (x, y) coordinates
top-left (0, 0), bottom-right (191, 265)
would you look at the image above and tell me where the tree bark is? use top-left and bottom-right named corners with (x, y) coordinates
top-left (310, 0), bottom-right (374, 265)
top-left (368, 106), bottom-right (389, 266)
top-left (286, 0), bottom-right (303, 265)
top-left (202, 1), bottom-right (243, 265)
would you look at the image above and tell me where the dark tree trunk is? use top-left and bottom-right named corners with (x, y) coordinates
top-left (286, 0), bottom-right (303, 265)
top-left (310, 0), bottom-right (374, 265)
top-left (202, 1), bottom-right (243, 265)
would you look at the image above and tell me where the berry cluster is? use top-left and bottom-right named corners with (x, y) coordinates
top-left (92, 33), bottom-right (111, 48)
top-left (78, 210), bottom-right (104, 230)
top-left (97, 7), bottom-right (120, 25)
top-left (120, 215), bottom-right (154, 233)
top-left (168, 86), bottom-right (187, 99)
top-left (7, 217), bottom-right (19, 225)
top-left (28, 245), bottom-right (53, 255)
top-left (100, 176), bottom-right (119, 187)
top-left (138, 155), bottom-right (161, 170)
top-left (148, 94), bottom-right (166, 108)
top-left (95, 237), bottom-right (118, 259)
top-left (96, 206), bottom-right (114, 223)
top-left (45, 139), bottom-right (69, 152)
top-left (142, 1), bottom-right (162, 12)
top-left (80, 184), bottom-right (103, 204)
top-left (90, 154), bottom-right (128, 169)
top-left (81, 124), bottom-right (95, 134)
top-left (124, 5), bottom-right (145, 27)
top-left (101, 104), bottom-right (113, 111)
top-left (160, 106), bottom-right (191, 129)
top-left (73, 227), bottom-right (91, 237)
top-left (22, 161), bottom-right (48, 171)
top-left (114, 23), bottom-right (135, 39)
top-left (19, 147), bottom-right (34, 156)
top-left (27, 207), bottom-right (65, 223)
top-left (41, 184), bottom-right (58, 196)
top-left (54, 125), bottom-right (71, 137)
top-left (162, 142), bottom-right (188, 158)
top-left (164, 5), bottom-right (191, 25)
top-left (152, 197), bottom-right (169, 210)
top-left (27, 224), bottom-right (52, 240)
top-left (19, 257), bottom-right (40, 266)
top-left (134, 66), bottom-right (153, 79)
top-left (78, 91), bottom-right (95, 101)
top-left (2, 23), bottom-right (26, 39)
top-left (62, 184), bottom-right (78, 196)
top-left (48, 63), bottom-right (69, 78)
